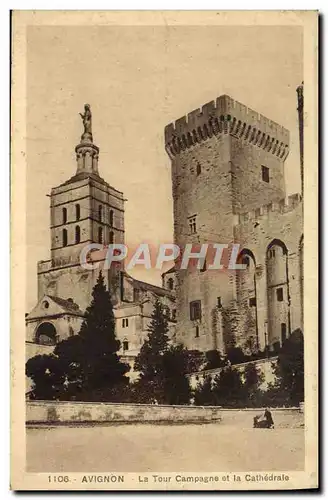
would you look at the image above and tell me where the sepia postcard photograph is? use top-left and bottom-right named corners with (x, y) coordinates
top-left (11, 10), bottom-right (318, 491)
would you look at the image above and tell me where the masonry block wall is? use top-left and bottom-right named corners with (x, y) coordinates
top-left (165, 94), bottom-right (303, 353)
top-left (235, 198), bottom-right (303, 349)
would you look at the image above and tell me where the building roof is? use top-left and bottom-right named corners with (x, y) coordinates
top-left (161, 265), bottom-right (176, 277)
top-left (59, 171), bottom-right (109, 188)
top-left (47, 295), bottom-right (84, 314)
top-left (124, 272), bottom-right (175, 299)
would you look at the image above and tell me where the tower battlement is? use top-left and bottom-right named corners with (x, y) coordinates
top-left (165, 95), bottom-right (290, 160)
top-left (237, 193), bottom-right (302, 226)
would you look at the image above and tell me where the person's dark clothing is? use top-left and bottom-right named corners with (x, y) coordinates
top-left (264, 409), bottom-right (274, 427)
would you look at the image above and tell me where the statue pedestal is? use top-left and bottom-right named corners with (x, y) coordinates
top-left (80, 132), bottom-right (93, 144)
top-left (75, 141), bottom-right (99, 175)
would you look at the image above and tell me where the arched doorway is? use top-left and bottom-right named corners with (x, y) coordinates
top-left (35, 322), bottom-right (57, 346)
top-left (266, 239), bottom-right (290, 349)
top-left (237, 248), bottom-right (258, 352)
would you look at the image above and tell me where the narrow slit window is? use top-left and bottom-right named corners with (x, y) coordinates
top-left (190, 300), bottom-right (202, 321)
top-left (262, 165), bottom-right (270, 183)
top-left (249, 297), bottom-right (256, 307)
top-left (276, 287), bottom-right (284, 302)
top-left (98, 227), bottom-right (103, 244)
top-left (109, 210), bottom-right (114, 226)
top-left (188, 215), bottom-right (197, 234)
top-left (281, 323), bottom-right (287, 343)
top-left (62, 228), bottom-right (67, 247)
top-left (75, 225), bottom-right (81, 244)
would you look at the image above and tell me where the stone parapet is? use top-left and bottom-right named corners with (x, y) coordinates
top-left (237, 193), bottom-right (302, 226)
top-left (165, 95), bottom-right (289, 159)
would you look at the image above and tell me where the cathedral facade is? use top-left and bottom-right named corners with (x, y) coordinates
top-left (25, 107), bottom-right (176, 373)
top-left (164, 92), bottom-right (303, 354)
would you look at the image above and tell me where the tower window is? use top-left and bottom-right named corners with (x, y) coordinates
top-left (62, 229), bottom-right (68, 247)
top-left (281, 323), bottom-right (287, 343)
top-left (62, 207), bottom-right (67, 224)
top-left (249, 297), bottom-right (257, 307)
top-left (195, 325), bottom-right (200, 338)
top-left (200, 259), bottom-right (207, 272)
top-left (188, 215), bottom-right (197, 234)
top-left (98, 227), bottom-right (103, 244)
top-left (109, 231), bottom-right (114, 244)
top-left (172, 309), bottom-right (176, 320)
top-left (261, 165), bottom-right (270, 183)
top-left (109, 209), bottom-right (114, 227)
top-left (123, 340), bottom-right (129, 351)
top-left (190, 300), bottom-right (201, 321)
top-left (75, 225), bottom-right (81, 244)
top-left (196, 163), bottom-right (201, 176)
top-left (76, 204), bottom-right (80, 221)
top-left (168, 278), bottom-right (174, 290)
top-left (122, 318), bottom-right (129, 328)
top-left (276, 287), bottom-right (284, 302)
top-left (217, 296), bottom-right (222, 308)
top-left (98, 205), bottom-right (103, 223)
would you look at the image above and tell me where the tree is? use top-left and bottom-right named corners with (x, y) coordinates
top-left (194, 376), bottom-right (214, 406)
top-left (272, 329), bottom-right (304, 405)
top-left (162, 344), bottom-right (192, 405)
top-left (243, 362), bottom-right (264, 407)
top-left (194, 366), bottom-right (246, 408)
top-left (26, 272), bottom-right (130, 401)
top-left (134, 300), bottom-right (192, 404)
top-left (26, 354), bottom-right (65, 400)
top-left (71, 271), bottom-right (130, 399)
top-left (212, 366), bottom-right (247, 407)
top-left (134, 298), bottom-right (170, 403)
top-left (226, 346), bottom-right (248, 365)
top-left (245, 329), bottom-right (304, 408)
top-left (203, 350), bottom-right (227, 370)
top-left (185, 349), bottom-right (205, 374)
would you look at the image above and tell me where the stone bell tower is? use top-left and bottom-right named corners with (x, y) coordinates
top-left (37, 104), bottom-right (125, 311)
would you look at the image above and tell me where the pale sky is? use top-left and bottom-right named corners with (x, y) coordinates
top-left (26, 25), bottom-right (303, 311)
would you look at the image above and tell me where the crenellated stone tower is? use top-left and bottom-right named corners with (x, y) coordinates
top-left (165, 94), bottom-right (302, 354)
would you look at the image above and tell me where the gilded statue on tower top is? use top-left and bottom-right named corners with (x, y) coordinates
top-left (79, 103), bottom-right (93, 142)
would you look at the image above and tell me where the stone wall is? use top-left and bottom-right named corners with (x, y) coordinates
top-left (188, 357), bottom-right (278, 390)
top-left (234, 199), bottom-right (303, 348)
top-left (26, 401), bottom-right (303, 428)
top-left (26, 401), bottom-right (222, 425)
